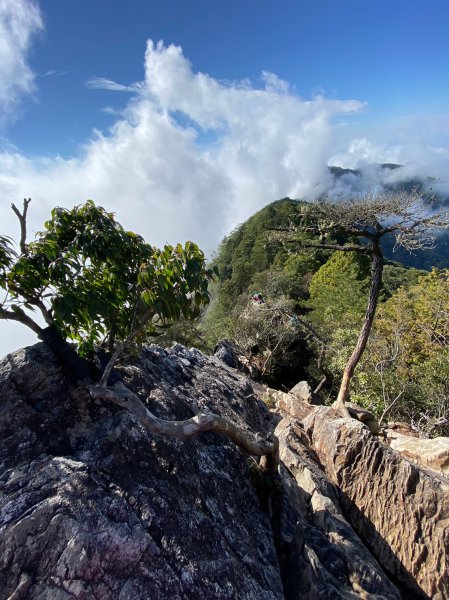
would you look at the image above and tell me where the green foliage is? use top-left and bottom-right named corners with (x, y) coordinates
top-left (203, 199), bottom-right (331, 350)
top-left (1, 200), bottom-right (211, 355)
top-left (300, 251), bottom-right (372, 393)
top-left (203, 197), bottom-right (433, 392)
top-left (210, 199), bottom-right (315, 293)
top-left (306, 251), bottom-right (370, 334)
top-left (0, 235), bottom-right (15, 277)
top-left (354, 269), bottom-right (449, 435)
top-left (381, 263), bottom-right (424, 298)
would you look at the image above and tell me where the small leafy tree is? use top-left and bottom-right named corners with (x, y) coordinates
top-left (271, 191), bottom-right (449, 417)
top-left (1, 199), bottom-right (279, 472)
top-left (1, 200), bottom-right (210, 378)
top-left (306, 251), bottom-right (371, 335)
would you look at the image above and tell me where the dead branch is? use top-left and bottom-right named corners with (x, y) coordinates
top-left (90, 381), bottom-right (280, 473)
top-left (285, 240), bottom-right (371, 255)
top-left (11, 198), bottom-right (31, 255)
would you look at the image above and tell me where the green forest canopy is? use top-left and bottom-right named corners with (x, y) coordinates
top-left (202, 198), bottom-right (449, 434)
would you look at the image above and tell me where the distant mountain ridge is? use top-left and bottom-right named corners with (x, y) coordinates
top-left (324, 164), bottom-right (449, 269)
top-left (329, 163), bottom-right (402, 177)
top-left (328, 162), bottom-right (449, 206)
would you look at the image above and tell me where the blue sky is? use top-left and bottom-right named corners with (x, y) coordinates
top-left (1, 0), bottom-right (449, 354)
top-left (6, 0), bottom-right (449, 157)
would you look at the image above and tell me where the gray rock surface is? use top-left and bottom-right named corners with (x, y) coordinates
top-left (1, 343), bottom-right (280, 600)
top-left (288, 381), bottom-right (312, 403)
top-left (0, 342), bottom-right (437, 599)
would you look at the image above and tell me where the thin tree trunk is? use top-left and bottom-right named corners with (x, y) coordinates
top-left (313, 343), bottom-right (331, 396)
top-left (100, 308), bottom-right (155, 386)
top-left (334, 243), bottom-right (384, 417)
top-left (11, 198), bottom-right (31, 254)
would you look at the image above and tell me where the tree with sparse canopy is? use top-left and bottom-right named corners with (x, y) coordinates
top-left (270, 190), bottom-right (449, 417)
top-left (0, 199), bottom-right (279, 473)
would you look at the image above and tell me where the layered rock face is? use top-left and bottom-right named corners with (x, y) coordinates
top-left (302, 408), bottom-right (449, 599)
top-left (0, 342), bottom-right (446, 599)
top-left (388, 431), bottom-right (449, 474)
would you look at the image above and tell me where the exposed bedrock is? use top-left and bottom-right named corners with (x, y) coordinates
top-left (301, 406), bottom-right (449, 599)
top-left (0, 343), bottom-right (445, 598)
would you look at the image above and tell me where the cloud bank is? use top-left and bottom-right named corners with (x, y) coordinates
top-left (0, 0), bottom-right (43, 124)
top-left (0, 40), bottom-right (367, 257)
top-left (1, 36), bottom-right (449, 357)
top-left (1, 39), bottom-right (449, 262)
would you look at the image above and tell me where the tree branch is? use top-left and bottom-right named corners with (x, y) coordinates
top-left (11, 198), bottom-right (31, 255)
top-left (100, 307), bottom-right (154, 385)
top-left (285, 240), bottom-right (371, 255)
top-left (12, 288), bottom-right (54, 326)
top-left (0, 305), bottom-right (42, 335)
top-left (90, 381), bottom-right (280, 473)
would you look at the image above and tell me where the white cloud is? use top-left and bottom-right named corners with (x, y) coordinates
top-left (42, 69), bottom-right (67, 77)
top-left (86, 77), bottom-right (139, 92)
top-left (0, 0), bottom-right (43, 124)
top-left (1, 39), bottom-right (449, 358)
top-left (0, 39), bottom-right (367, 257)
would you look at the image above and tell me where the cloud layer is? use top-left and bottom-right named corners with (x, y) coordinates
top-left (0, 0), bottom-right (43, 124)
top-left (0, 40), bottom-right (366, 252)
top-left (1, 39), bottom-right (449, 259)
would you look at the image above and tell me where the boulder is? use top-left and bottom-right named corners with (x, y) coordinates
top-left (213, 339), bottom-right (242, 370)
top-left (0, 343), bottom-right (282, 600)
top-left (387, 432), bottom-right (449, 474)
top-left (346, 402), bottom-right (380, 434)
top-left (288, 381), bottom-right (312, 403)
top-left (274, 418), bottom-right (402, 599)
top-left (264, 386), bottom-right (314, 420)
top-left (303, 407), bottom-right (449, 599)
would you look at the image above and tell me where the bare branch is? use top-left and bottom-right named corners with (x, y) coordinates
top-left (286, 240), bottom-right (371, 255)
top-left (90, 381), bottom-right (280, 473)
top-left (11, 198), bottom-right (31, 254)
top-left (9, 286), bottom-right (54, 326)
top-left (379, 390), bottom-right (405, 427)
top-left (257, 305), bottom-right (328, 344)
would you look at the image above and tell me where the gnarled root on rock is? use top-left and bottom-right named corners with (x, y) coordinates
top-left (89, 381), bottom-right (280, 474)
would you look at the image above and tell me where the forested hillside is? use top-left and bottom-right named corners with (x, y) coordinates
top-left (202, 197), bottom-right (449, 435)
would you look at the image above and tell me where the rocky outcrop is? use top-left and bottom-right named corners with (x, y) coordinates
top-left (0, 342), bottom-right (445, 599)
top-left (288, 381), bottom-right (312, 403)
top-left (387, 431), bottom-right (449, 475)
top-left (303, 407), bottom-right (449, 599)
top-left (274, 419), bottom-right (401, 599)
top-left (1, 343), bottom-right (281, 600)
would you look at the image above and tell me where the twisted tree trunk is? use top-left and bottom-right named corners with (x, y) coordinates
top-left (333, 240), bottom-right (384, 417)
